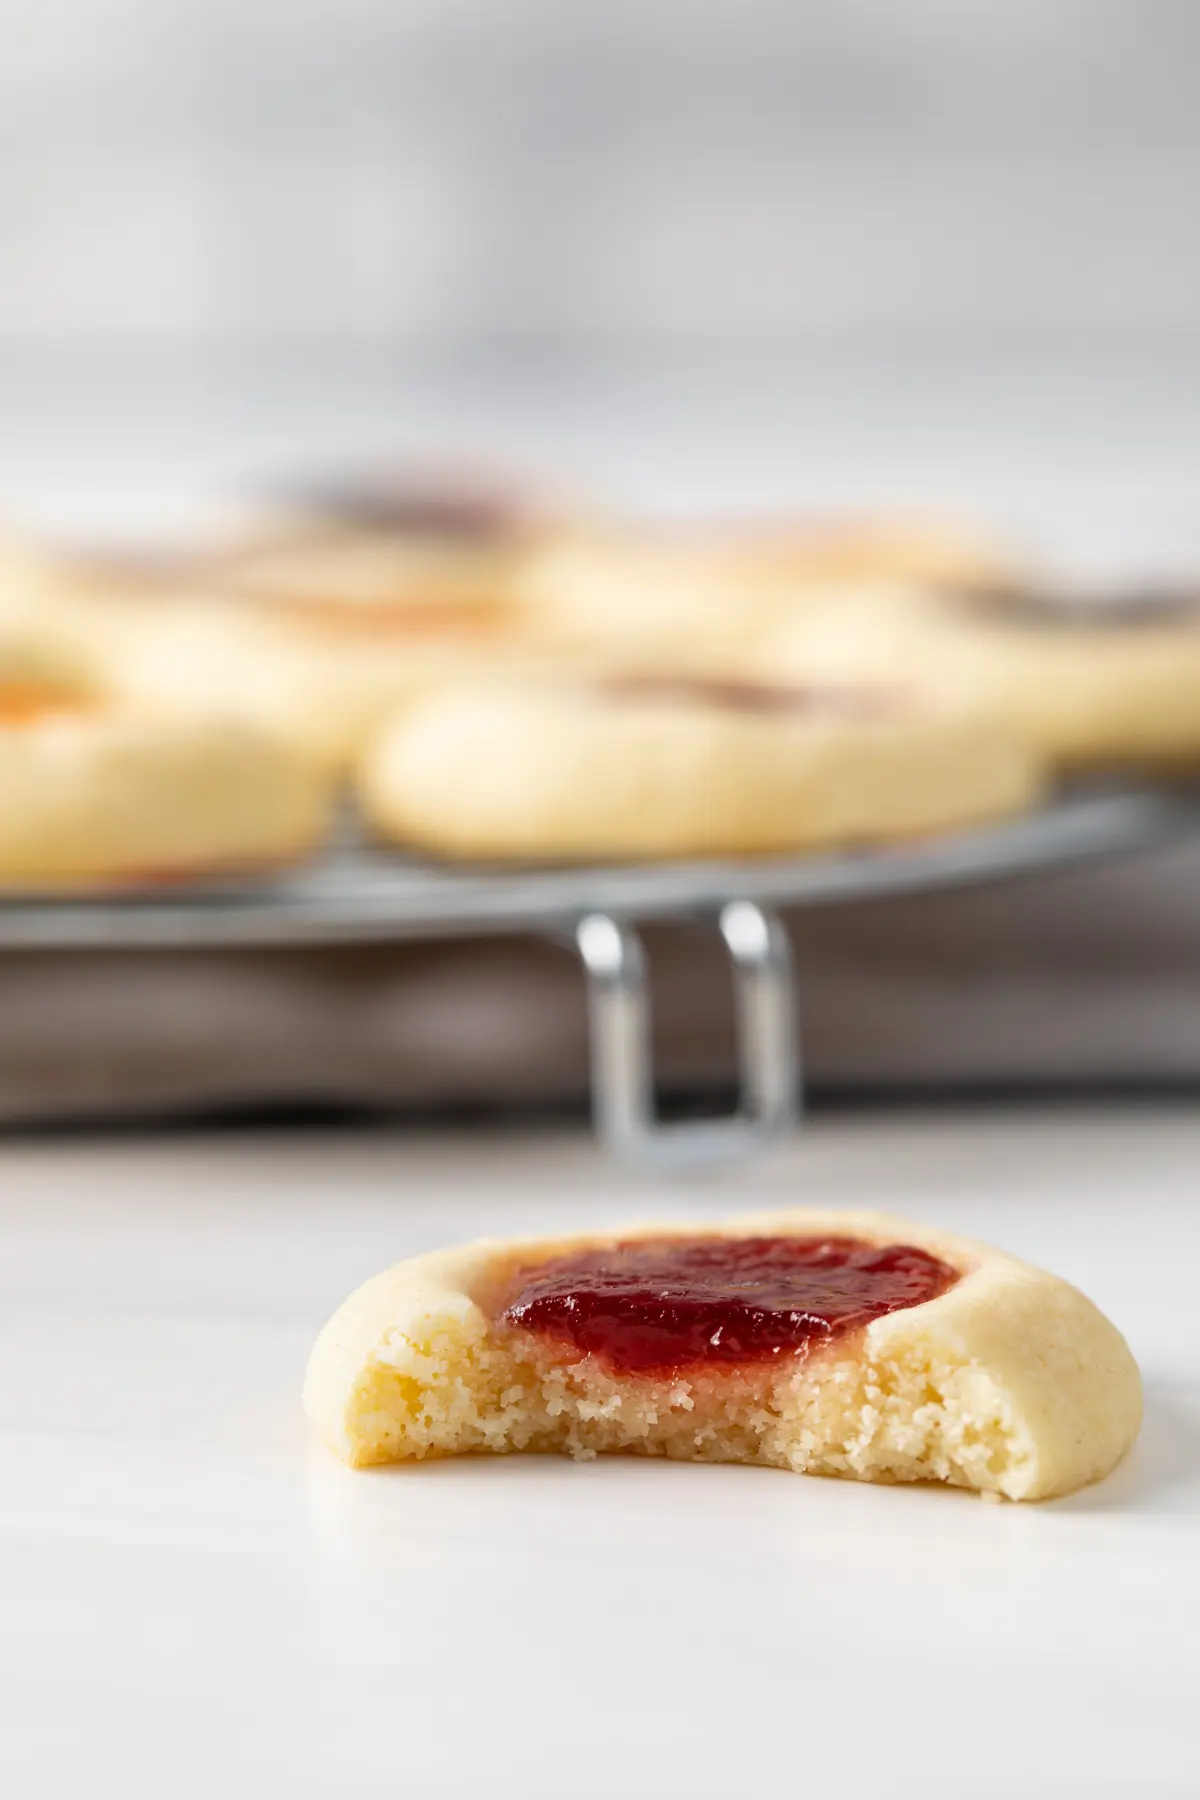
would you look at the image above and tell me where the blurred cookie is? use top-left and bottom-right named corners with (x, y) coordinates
top-left (0, 536), bottom-right (118, 705)
top-left (215, 467), bottom-right (568, 636)
top-left (0, 602), bottom-right (333, 887)
top-left (682, 514), bottom-right (1017, 591)
top-left (514, 516), bottom-right (1015, 662)
top-left (514, 536), bottom-right (784, 662)
top-left (0, 529), bottom-right (224, 692)
top-left (757, 581), bottom-right (1200, 771)
top-left (359, 672), bottom-right (1043, 862)
top-left (92, 476), bottom-right (573, 770)
top-left (0, 703), bottom-right (332, 890)
top-left (104, 596), bottom-right (593, 776)
top-left (0, 605), bottom-right (96, 707)
top-left (220, 530), bottom-right (523, 634)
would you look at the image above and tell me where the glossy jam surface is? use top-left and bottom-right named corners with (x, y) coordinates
top-left (500, 1234), bottom-right (957, 1375)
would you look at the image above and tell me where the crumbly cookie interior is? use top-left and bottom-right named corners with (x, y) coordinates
top-left (338, 1298), bottom-right (1035, 1499)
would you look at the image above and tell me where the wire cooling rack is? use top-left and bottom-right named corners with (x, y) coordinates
top-left (1, 784), bottom-right (1196, 1166)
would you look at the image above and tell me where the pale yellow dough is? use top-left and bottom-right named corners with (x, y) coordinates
top-left (303, 1209), bottom-right (1142, 1501)
top-left (0, 709), bottom-right (332, 888)
top-left (219, 528), bottom-right (526, 624)
top-left (62, 510), bottom-right (549, 773)
top-left (514, 536), bottom-right (791, 661)
top-left (757, 586), bottom-right (1200, 770)
top-left (0, 537), bottom-right (106, 696)
top-left (358, 677), bottom-right (1044, 861)
top-left (103, 601), bottom-right (448, 775)
top-left (105, 600), bottom-right (594, 776)
top-left (0, 553), bottom-right (334, 885)
top-left (514, 519), bottom-right (1016, 660)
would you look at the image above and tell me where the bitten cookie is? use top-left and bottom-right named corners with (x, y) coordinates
top-left (358, 673), bottom-right (1044, 861)
top-left (213, 470), bottom-right (564, 635)
top-left (304, 1209), bottom-right (1141, 1501)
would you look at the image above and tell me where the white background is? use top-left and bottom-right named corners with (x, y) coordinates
top-left (3, 0), bottom-right (1200, 573)
top-left (1, 0), bottom-right (1199, 352)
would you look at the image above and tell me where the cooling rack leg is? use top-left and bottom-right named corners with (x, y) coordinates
top-left (574, 904), bottom-right (800, 1170)
top-left (719, 900), bottom-right (801, 1134)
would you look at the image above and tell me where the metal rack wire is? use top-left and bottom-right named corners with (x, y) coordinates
top-left (1, 784), bottom-right (1195, 1164)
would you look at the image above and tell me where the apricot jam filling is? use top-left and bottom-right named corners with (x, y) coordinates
top-left (498, 1234), bottom-right (958, 1375)
top-left (0, 686), bottom-right (86, 726)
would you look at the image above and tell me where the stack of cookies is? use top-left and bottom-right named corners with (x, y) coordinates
top-left (1, 473), bottom-right (1195, 888)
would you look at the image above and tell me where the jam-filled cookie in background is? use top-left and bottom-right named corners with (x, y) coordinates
top-left (102, 600), bottom-right (457, 778)
top-left (357, 672), bottom-right (1044, 862)
top-left (215, 528), bottom-right (524, 636)
top-left (98, 481), bottom-right (585, 777)
top-left (0, 528), bottom-right (160, 684)
top-left (212, 466), bottom-right (570, 633)
top-left (513, 515), bottom-right (1019, 662)
top-left (0, 593), bottom-right (99, 719)
top-left (304, 1209), bottom-right (1141, 1501)
top-left (0, 625), bottom-right (333, 889)
top-left (755, 579), bottom-right (1200, 772)
top-left (103, 592), bottom-right (602, 778)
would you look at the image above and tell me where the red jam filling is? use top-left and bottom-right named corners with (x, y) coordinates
top-left (499, 1234), bottom-right (957, 1375)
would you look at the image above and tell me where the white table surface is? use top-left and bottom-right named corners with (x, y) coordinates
top-left (2, 1108), bottom-right (1198, 1799)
